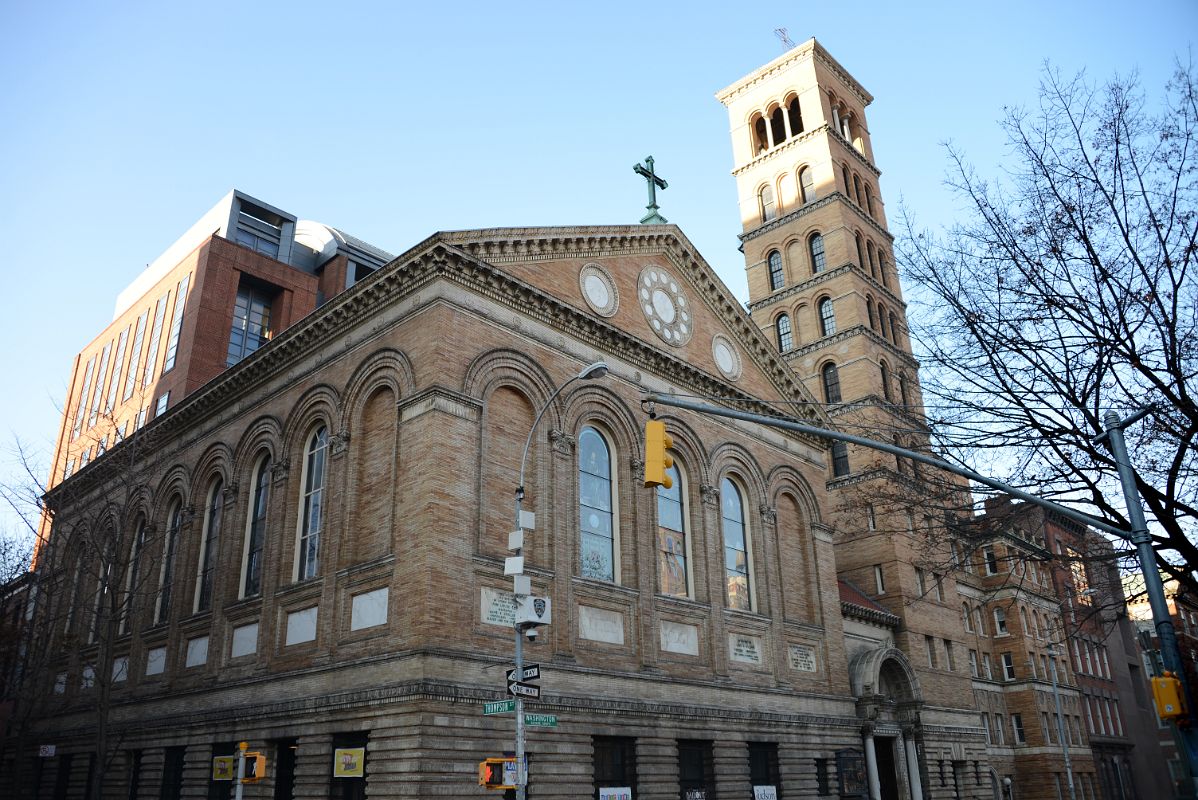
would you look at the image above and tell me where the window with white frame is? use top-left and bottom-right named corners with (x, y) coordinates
top-left (579, 426), bottom-right (617, 583)
top-left (721, 477), bottom-right (753, 611)
top-left (242, 454), bottom-right (271, 597)
top-left (656, 463), bottom-right (689, 598)
top-left (994, 607), bottom-right (1008, 635)
top-left (296, 425), bottom-right (329, 581)
top-left (194, 477), bottom-right (223, 612)
top-left (1001, 652), bottom-right (1015, 680)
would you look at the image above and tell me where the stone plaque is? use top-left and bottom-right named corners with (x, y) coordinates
top-left (351, 587), bottom-right (389, 630)
top-left (231, 622), bottom-right (258, 657)
top-left (481, 587), bottom-right (515, 628)
top-left (729, 634), bottom-right (763, 664)
top-left (660, 620), bottom-right (699, 655)
top-left (286, 606), bottom-right (318, 646)
top-left (185, 635), bottom-right (209, 668)
top-left (580, 605), bottom-right (625, 644)
top-left (788, 643), bottom-right (818, 672)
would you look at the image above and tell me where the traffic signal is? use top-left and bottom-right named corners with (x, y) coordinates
top-left (241, 751), bottom-right (266, 783)
top-left (478, 757), bottom-right (516, 790)
top-left (1152, 672), bottom-right (1187, 720)
top-left (644, 419), bottom-right (674, 489)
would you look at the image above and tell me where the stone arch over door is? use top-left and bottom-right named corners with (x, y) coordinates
top-left (849, 646), bottom-right (922, 703)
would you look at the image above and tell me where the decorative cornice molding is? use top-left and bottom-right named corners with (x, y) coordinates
top-left (840, 600), bottom-right (900, 628)
top-left (398, 386), bottom-right (482, 424)
top-left (741, 190), bottom-right (892, 246)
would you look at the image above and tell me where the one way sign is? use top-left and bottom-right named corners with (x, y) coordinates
top-left (506, 664), bottom-right (540, 682)
top-left (508, 681), bottom-right (541, 700)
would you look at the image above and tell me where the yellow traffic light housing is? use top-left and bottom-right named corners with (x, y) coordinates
top-left (478, 757), bottom-right (516, 790)
top-left (1153, 672), bottom-right (1187, 720)
top-left (241, 751), bottom-right (266, 784)
top-left (644, 419), bottom-right (674, 489)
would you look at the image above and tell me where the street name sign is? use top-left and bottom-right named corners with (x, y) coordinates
top-left (483, 699), bottom-right (516, 715)
top-left (506, 664), bottom-right (541, 682)
top-left (525, 714), bottom-right (558, 728)
top-left (507, 681), bottom-right (541, 699)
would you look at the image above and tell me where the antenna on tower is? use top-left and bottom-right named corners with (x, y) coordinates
top-left (774, 27), bottom-right (795, 49)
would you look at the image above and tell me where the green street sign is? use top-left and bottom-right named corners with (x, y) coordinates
top-left (525, 714), bottom-right (558, 728)
top-left (483, 700), bottom-right (516, 715)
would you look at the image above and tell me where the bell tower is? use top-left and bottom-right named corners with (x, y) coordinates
top-left (718, 39), bottom-right (980, 717)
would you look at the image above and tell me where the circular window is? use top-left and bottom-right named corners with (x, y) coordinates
top-left (579, 263), bottom-right (619, 317)
top-left (711, 334), bottom-right (742, 381)
top-left (637, 266), bottom-right (692, 346)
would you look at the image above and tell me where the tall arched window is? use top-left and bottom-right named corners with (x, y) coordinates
top-left (799, 167), bottom-right (815, 204)
top-left (865, 184), bottom-right (875, 218)
top-left (767, 250), bottom-right (784, 291)
top-left (821, 362), bottom-right (842, 404)
top-left (787, 97), bottom-right (803, 135)
top-left (899, 374), bottom-right (910, 408)
top-left (867, 241), bottom-right (877, 279)
top-left (818, 298), bottom-right (836, 337)
top-left (657, 464), bottom-right (690, 598)
top-left (297, 425), bottom-right (329, 581)
top-left (831, 442), bottom-right (850, 477)
top-left (195, 477), bottom-right (223, 612)
top-left (841, 163), bottom-right (852, 195)
top-left (720, 477), bottom-right (752, 611)
top-left (809, 233), bottom-right (826, 273)
top-left (853, 174), bottom-right (863, 206)
top-left (242, 454), bottom-right (271, 597)
top-left (963, 603), bottom-right (974, 632)
top-left (879, 254), bottom-right (889, 288)
top-left (760, 185), bottom-right (776, 222)
top-left (119, 519), bottom-right (146, 634)
top-left (855, 232), bottom-right (865, 268)
top-left (156, 500), bottom-right (182, 625)
top-left (889, 312), bottom-right (900, 345)
top-left (867, 299), bottom-right (877, 330)
top-left (878, 304), bottom-right (888, 339)
top-left (776, 314), bottom-right (793, 352)
top-left (880, 362), bottom-right (892, 401)
top-left (579, 426), bottom-right (616, 582)
top-left (770, 107), bottom-right (786, 146)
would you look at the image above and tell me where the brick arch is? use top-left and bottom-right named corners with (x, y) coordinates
top-left (850, 646), bottom-right (922, 702)
top-left (339, 347), bottom-right (415, 433)
top-left (190, 441), bottom-right (233, 501)
top-left (646, 413), bottom-right (711, 491)
top-left (231, 415), bottom-right (283, 482)
top-left (708, 441), bottom-right (768, 502)
top-left (152, 463), bottom-right (192, 514)
top-left (561, 384), bottom-right (641, 461)
top-left (280, 384), bottom-right (340, 455)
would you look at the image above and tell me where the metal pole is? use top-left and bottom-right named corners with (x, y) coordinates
top-left (235, 741), bottom-right (246, 800)
top-left (642, 394), bottom-right (1129, 539)
top-left (1099, 410), bottom-right (1198, 787)
top-left (1047, 645), bottom-right (1076, 800)
top-left (511, 362), bottom-right (607, 800)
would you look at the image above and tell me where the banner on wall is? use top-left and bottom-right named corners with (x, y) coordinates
top-left (333, 747), bottom-right (366, 778)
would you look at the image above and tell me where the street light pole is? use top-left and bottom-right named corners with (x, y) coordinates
top-left (512, 361), bottom-right (608, 800)
top-left (1046, 643), bottom-right (1076, 800)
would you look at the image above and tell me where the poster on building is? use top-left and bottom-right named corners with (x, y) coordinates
top-left (333, 747), bottom-right (366, 778)
top-left (753, 786), bottom-right (778, 800)
top-left (599, 788), bottom-right (632, 800)
top-left (836, 749), bottom-right (867, 797)
top-left (211, 756), bottom-right (236, 781)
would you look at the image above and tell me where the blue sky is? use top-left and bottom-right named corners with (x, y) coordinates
top-left (0, 0), bottom-right (1193, 536)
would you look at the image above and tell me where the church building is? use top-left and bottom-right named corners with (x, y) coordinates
top-left (4, 38), bottom-right (1168, 800)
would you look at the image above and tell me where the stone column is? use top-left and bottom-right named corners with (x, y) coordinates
top-left (863, 724), bottom-right (882, 800)
top-left (902, 729), bottom-right (924, 800)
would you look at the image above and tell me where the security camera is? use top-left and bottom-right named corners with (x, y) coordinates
top-left (525, 628), bottom-right (539, 642)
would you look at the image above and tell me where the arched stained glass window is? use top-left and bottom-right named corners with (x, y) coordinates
top-left (195, 477), bottom-right (223, 612)
top-left (657, 464), bottom-right (688, 597)
top-left (579, 427), bottom-right (615, 582)
top-left (243, 454), bottom-right (270, 597)
top-left (721, 478), bottom-right (752, 611)
top-left (297, 426), bottom-right (328, 581)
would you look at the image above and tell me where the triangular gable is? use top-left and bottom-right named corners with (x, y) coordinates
top-left (436, 224), bottom-right (829, 427)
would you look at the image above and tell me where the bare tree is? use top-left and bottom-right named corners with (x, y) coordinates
top-left (897, 61), bottom-right (1198, 592)
top-left (0, 412), bottom-right (168, 799)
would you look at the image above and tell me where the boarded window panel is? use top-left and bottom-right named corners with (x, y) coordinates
top-left (345, 386), bottom-right (397, 568)
top-left (776, 493), bottom-right (813, 623)
top-left (481, 386), bottom-right (536, 559)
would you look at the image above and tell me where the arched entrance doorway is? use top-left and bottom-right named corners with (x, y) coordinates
top-left (849, 647), bottom-right (925, 800)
